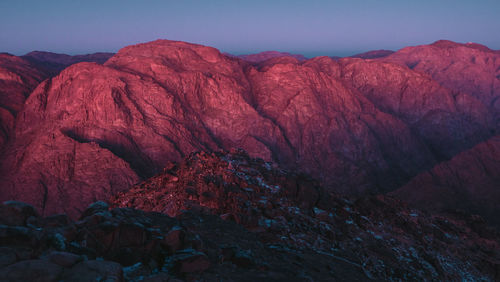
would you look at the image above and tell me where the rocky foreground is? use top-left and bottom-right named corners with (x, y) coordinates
top-left (10, 149), bottom-right (500, 281)
top-left (1, 150), bottom-right (499, 281)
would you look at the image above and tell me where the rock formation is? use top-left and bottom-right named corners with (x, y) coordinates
top-left (0, 53), bottom-right (48, 149)
top-left (0, 51), bottom-right (117, 150)
top-left (0, 39), bottom-right (497, 217)
top-left (109, 150), bottom-right (500, 280)
top-left (381, 40), bottom-right (500, 129)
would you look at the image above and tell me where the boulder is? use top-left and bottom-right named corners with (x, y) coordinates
top-left (0, 259), bottom-right (62, 282)
top-left (60, 260), bottom-right (123, 282)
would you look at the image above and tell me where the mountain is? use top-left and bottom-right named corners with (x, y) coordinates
top-left (391, 135), bottom-right (500, 226)
top-left (237, 51), bottom-right (307, 62)
top-left (381, 40), bottom-right (500, 129)
top-left (1, 38), bottom-right (500, 280)
top-left (377, 40), bottom-right (500, 224)
top-left (0, 53), bottom-right (48, 114)
top-left (0, 51), bottom-right (117, 150)
top-left (351, 49), bottom-right (395, 59)
top-left (0, 39), bottom-right (497, 218)
top-left (1, 151), bottom-right (499, 281)
top-left (22, 51), bottom-right (115, 75)
top-left (0, 53), bottom-right (49, 149)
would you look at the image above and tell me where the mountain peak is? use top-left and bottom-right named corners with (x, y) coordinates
top-left (430, 39), bottom-right (495, 52)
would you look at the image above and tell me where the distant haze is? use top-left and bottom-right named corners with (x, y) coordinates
top-left (1, 0), bottom-right (499, 57)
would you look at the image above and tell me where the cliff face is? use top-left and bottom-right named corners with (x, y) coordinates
top-left (0, 39), bottom-right (497, 218)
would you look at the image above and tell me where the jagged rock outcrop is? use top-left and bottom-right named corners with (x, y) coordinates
top-left (110, 150), bottom-right (500, 281)
top-left (237, 51), bottom-right (307, 63)
top-left (1, 39), bottom-right (497, 216)
top-left (391, 135), bottom-right (500, 227)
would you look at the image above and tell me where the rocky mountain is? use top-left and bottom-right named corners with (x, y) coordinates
top-left (237, 51), bottom-right (307, 63)
top-left (374, 40), bottom-right (500, 224)
top-left (0, 39), bottom-right (497, 218)
top-left (0, 51), bottom-right (117, 151)
top-left (22, 51), bottom-right (115, 75)
top-left (0, 53), bottom-right (49, 149)
top-left (1, 151), bottom-right (499, 281)
top-left (391, 135), bottom-right (500, 226)
top-left (382, 40), bottom-right (500, 129)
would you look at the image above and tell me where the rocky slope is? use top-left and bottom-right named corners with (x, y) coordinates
top-left (109, 150), bottom-right (500, 280)
top-left (338, 57), bottom-right (492, 160)
top-left (0, 39), bottom-right (497, 217)
top-left (0, 51), bottom-right (116, 151)
top-left (1, 151), bottom-right (499, 281)
top-left (391, 135), bottom-right (500, 227)
top-left (0, 53), bottom-right (48, 149)
top-left (382, 40), bottom-right (500, 129)
top-left (0, 200), bottom-right (373, 282)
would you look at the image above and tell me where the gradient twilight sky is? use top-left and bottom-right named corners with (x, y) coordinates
top-left (1, 0), bottom-right (499, 57)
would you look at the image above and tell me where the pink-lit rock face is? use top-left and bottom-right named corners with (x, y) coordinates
top-left (381, 40), bottom-right (500, 129)
top-left (0, 54), bottom-right (49, 149)
top-left (391, 135), bottom-right (500, 226)
top-left (338, 57), bottom-right (493, 159)
top-left (0, 39), bottom-right (498, 218)
top-left (0, 51), bottom-right (116, 150)
top-left (0, 54), bottom-right (48, 113)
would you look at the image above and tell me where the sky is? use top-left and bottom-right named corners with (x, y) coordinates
top-left (1, 0), bottom-right (499, 57)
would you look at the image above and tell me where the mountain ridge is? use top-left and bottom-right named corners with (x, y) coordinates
top-left (0, 39), bottom-right (498, 226)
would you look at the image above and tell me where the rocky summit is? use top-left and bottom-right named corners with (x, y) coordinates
top-left (0, 150), bottom-right (499, 281)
